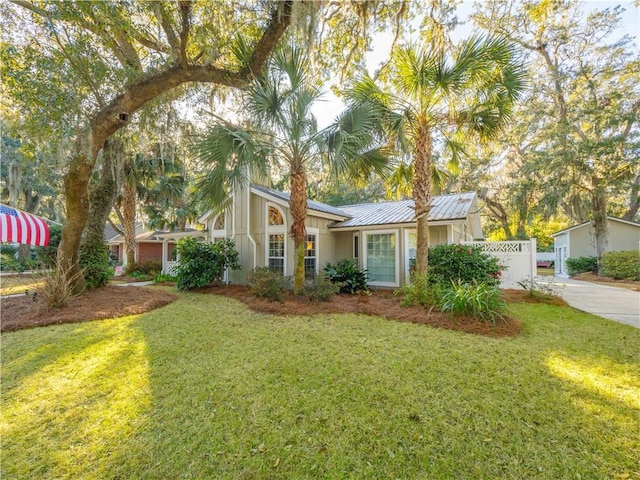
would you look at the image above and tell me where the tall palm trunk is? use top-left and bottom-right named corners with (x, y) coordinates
top-left (413, 123), bottom-right (433, 275)
top-left (290, 162), bottom-right (308, 295)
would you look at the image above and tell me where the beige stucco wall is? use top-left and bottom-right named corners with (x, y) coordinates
top-left (566, 220), bottom-right (640, 259)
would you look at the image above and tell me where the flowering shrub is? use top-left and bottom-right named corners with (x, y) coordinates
top-left (427, 244), bottom-right (504, 286)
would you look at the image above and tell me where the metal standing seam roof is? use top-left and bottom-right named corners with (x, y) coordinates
top-left (331, 191), bottom-right (477, 228)
top-left (250, 184), bottom-right (350, 218)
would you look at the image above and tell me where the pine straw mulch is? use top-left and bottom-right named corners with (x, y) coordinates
top-left (1, 283), bottom-right (565, 338)
top-left (1, 285), bottom-right (177, 333)
top-left (196, 285), bottom-right (525, 338)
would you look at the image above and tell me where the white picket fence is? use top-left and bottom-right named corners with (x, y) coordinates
top-left (461, 239), bottom-right (537, 288)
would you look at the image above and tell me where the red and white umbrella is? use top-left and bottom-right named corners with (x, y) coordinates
top-left (0, 204), bottom-right (51, 247)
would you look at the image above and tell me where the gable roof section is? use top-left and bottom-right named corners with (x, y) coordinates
top-left (551, 216), bottom-right (640, 237)
top-left (331, 192), bottom-right (477, 229)
top-left (250, 184), bottom-right (350, 220)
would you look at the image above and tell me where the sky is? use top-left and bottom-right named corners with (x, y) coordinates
top-left (311, 0), bottom-right (640, 128)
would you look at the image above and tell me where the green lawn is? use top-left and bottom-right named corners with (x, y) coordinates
top-left (2, 291), bottom-right (639, 479)
top-left (0, 275), bottom-right (43, 295)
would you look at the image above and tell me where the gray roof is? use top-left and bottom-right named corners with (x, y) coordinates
top-left (331, 191), bottom-right (477, 228)
top-left (251, 184), bottom-right (350, 218)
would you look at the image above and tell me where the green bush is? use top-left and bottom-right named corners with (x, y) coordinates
top-left (324, 259), bottom-right (369, 294)
top-left (79, 243), bottom-right (112, 289)
top-left (440, 280), bottom-right (507, 325)
top-left (565, 256), bottom-right (597, 276)
top-left (154, 273), bottom-right (177, 283)
top-left (600, 251), bottom-right (640, 280)
top-left (248, 267), bottom-right (290, 302)
top-left (428, 244), bottom-right (503, 286)
top-left (0, 253), bottom-right (23, 272)
top-left (125, 260), bottom-right (163, 276)
top-left (175, 237), bottom-right (240, 290)
top-left (394, 273), bottom-right (443, 307)
top-left (36, 224), bottom-right (63, 268)
top-left (304, 273), bottom-right (340, 302)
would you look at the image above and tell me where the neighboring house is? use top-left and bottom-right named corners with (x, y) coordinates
top-left (551, 216), bottom-right (640, 277)
top-left (107, 227), bottom-right (205, 266)
top-left (197, 183), bottom-right (483, 287)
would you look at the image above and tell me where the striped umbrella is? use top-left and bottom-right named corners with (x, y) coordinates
top-left (0, 204), bottom-right (51, 247)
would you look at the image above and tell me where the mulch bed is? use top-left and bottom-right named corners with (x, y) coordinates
top-left (197, 285), bottom-right (524, 338)
top-left (1, 283), bottom-right (541, 338)
top-left (1, 286), bottom-right (177, 333)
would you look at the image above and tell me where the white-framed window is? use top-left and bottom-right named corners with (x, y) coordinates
top-left (405, 229), bottom-right (417, 281)
top-left (304, 228), bottom-right (319, 278)
top-left (364, 229), bottom-right (399, 287)
top-left (211, 212), bottom-right (226, 242)
top-left (353, 233), bottom-right (359, 262)
top-left (266, 203), bottom-right (286, 274)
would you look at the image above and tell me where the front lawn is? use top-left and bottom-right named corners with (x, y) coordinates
top-left (2, 292), bottom-right (638, 479)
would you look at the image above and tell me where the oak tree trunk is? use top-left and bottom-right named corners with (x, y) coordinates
top-left (591, 179), bottom-right (609, 275)
top-left (122, 163), bottom-right (137, 269)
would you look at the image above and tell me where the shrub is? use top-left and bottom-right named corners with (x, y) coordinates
top-left (324, 259), bottom-right (369, 294)
top-left (304, 273), bottom-right (339, 302)
top-left (125, 260), bottom-right (163, 276)
top-left (175, 237), bottom-right (240, 290)
top-left (600, 251), bottom-right (640, 280)
top-left (154, 273), bottom-right (177, 283)
top-left (0, 253), bottom-right (23, 272)
top-left (37, 260), bottom-right (83, 309)
top-left (440, 281), bottom-right (507, 325)
top-left (428, 244), bottom-right (503, 286)
top-left (248, 267), bottom-right (290, 302)
top-left (79, 243), bottom-right (112, 289)
top-left (394, 273), bottom-right (443, 307)
top-left (565, 256), bottom-right (597, 276)
top-left (36, 224), bottom-right (63, 268)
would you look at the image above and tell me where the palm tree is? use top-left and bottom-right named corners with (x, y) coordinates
top-left (348, 35), bottom-right (526, 275)
top-left (195, 47), bottom-right (389, 294)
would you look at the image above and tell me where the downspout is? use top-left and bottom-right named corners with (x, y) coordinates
top-left (247, 183), bottom-right (257, 270)
top-left (231, 192), bottom-right (236, 240)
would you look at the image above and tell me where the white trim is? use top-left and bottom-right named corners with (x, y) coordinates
top-left (265, 202), bottom-right (287, 275)
top-left (328, 220), bottom-right (466, 232)
top-left (211, 212), bottom-right (227, 240)
top-left (250, 186), bottom-right (347, 221)
top-left (363, 229), bottom-right (400, 287)
top-left (305, 227), bottom-right (319, 275)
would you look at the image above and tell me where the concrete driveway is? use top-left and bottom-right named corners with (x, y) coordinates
top-left (545, 277), bottom-right (640, 328)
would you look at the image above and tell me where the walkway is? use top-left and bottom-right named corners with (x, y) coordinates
top-left (547, 277), bottom-right (640, 328)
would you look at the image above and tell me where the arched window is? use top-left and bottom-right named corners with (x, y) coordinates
top-left (266, 204), bottom-right (286, 274)
top-left (211, 213), bottom-right (226, 242)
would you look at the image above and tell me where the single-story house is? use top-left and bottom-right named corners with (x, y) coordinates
top-left (196, 183), bottom-right (483, 287)
top-left (551, 216), bottom-right (640, 277)
top-left (107, 227), bottom-right (205, 266)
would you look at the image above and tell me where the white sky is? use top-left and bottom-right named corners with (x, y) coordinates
top-left (311, 0), bottom-right (640, 129)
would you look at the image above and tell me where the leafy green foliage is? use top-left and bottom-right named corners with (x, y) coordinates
top-left (441, 281), bottom-right (507, 324)
top-left (248, 267), bottom-right (290, 302)
top-left (565, 256), bottom-right (598, 276)
top-left (175, 237), bottom-right (240, 290)
top-left (36, 224), bottom-right (63, 267)
top-left (125, 260), bottom-right (163, 277)
top-left (428, 244), bottom-right (503, 286)
top-left (153, 273), bottom-right (177, 284)
top-left (79, 243), bottom-right (111, 289)
top-left (324, 259), bottom-right (369, 294)
top-left (394, 273), bottom-right (443, 307)
top-left (600, 251), bottom-right (640, 280)
top-left (303, 273), bottom-right (340, 302)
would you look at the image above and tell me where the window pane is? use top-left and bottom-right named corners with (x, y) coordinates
top-left (269, 234), bottom-right (285, 257)
top-left (214, 214), bottom-right (225, 230)
top-left (268, 258), bottom-right (284, 273)
top-left (367, 233), bottom-right (396, 283)
top-left (354, 235), bottom-right (359, 259)
top-left (305, 235), bottom-right (316, 257)
top-left (304, 258), bottom-right (316, 277)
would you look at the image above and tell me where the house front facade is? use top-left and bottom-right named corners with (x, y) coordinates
top-left (551, 217), bottom-right (640, 277)
top-left (198, 183), bottom-right (483, 287)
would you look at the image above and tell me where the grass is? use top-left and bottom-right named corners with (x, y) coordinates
top-left (0, 275), bottom-right (43, 295)
top-left (2, 292), bottom-right (639, 479)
